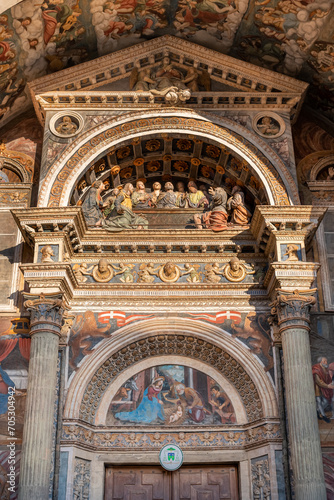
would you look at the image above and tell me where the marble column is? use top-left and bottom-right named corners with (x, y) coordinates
top-left (18, 293), bottom-right (68, 500)
top-left (271, 289), bottom-right (326, 500)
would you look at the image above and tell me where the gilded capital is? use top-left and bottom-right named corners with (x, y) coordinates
top-left (270, 289), bottom-right (316, 333)
top-left (23, 292), bottom-right (70, 336)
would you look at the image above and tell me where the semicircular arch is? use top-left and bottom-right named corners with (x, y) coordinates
top-left (39, 110), bottom-right (298, 207)
top-left (64, 318), bottom-right (278, 425)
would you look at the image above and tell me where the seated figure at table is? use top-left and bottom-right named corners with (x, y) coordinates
top-left (194, 186), bottom-right (228, 231)
top-left (131, 180), bottom-right (151, 209)
top-left (186, 181), bottom-right (209, 209)
top-left (156, 182), bottom-right (178, 208)
top-left (81, 180), bottom-right (105, 227)
top-left (227, 185), bottom-right (251, 226)
top-left (103, 183), bottom-right (148, 231)
top-left (175, 181), bottom-right (188, 208)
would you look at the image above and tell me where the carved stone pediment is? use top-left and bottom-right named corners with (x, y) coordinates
top-left (29, 36), bottom-right (308, 125)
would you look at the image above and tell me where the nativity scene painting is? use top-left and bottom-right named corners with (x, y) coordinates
top-left (107, 364), bottom-right (236, 426)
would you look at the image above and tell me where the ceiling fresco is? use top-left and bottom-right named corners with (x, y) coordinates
top-left (0, 0), bottom-right (333, 127)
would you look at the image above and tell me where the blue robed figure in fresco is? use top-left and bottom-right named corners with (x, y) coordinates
top-left (0, 365), bottom-right (14, 415)
top-left (115, 377), bottom-right (165, 424)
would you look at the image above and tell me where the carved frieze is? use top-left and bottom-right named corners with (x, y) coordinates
top-left (62, 422), bottom-right (281, 452)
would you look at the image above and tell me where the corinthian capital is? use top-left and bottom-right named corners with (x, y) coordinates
top-left (23, 292), bottom-right (70, 332)
top-left (270, 289), bottom-right (316, 332)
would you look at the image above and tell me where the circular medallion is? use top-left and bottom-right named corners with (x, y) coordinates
top-left (159, 444), bottom-right (183, 471)
top-left (159, 263), bottom-right (180, 283)
top-left (92, 263), bottom-right (114, 283)
top-left (223, 261), bottom-right (246, 282)
top-left (252, 112), bottom-right (285, 139)
top-left (49, 111), bottom-right (84, 138)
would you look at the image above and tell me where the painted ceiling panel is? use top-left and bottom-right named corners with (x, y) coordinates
top-left (0, 0), bottom-right (333, 128)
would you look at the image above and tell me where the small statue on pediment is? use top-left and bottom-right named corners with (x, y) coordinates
top-left (130, 57), bottom-right (211, 104)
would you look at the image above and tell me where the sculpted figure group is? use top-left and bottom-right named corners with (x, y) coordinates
top-left (130, 56), bottom-right (211, 104)
top-left (81, 179), bottom-right (251, 232)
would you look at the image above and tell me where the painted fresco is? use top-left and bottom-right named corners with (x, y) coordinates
top-left (67, 311), bottom-right (273, 378)
top-left (106, 364), bottom-right (236, 426)
top-left (0, 317), bottom-right (30, 446)
top-left (310, 315), bottom-right (334, 446)
top-left (0, 0), bottom-right (333, 125)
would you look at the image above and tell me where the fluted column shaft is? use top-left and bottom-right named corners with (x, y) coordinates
top-left (272, 290), bottom-right (326, 500)
top-left (18, 293), bottom-right (68, 500)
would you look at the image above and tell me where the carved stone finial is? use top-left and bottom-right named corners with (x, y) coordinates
top-left (270, 289), bottom-right (317, 333)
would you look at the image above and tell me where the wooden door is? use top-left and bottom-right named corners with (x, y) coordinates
top-left (105, 466), bottom-right (170, 500)
top-left (172, 466), bottom-right (238, 500)
top-left (105, 465), bottom-right (239, 500)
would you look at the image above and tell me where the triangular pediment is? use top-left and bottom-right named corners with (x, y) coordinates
top-left (30, 35), bottom-right (308, 124)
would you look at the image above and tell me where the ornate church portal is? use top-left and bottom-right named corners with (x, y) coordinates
top-left (0, 36), bottom-right (331, 500)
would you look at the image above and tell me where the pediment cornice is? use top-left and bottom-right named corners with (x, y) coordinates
top-left (28, 35), bottom-right (308, 125)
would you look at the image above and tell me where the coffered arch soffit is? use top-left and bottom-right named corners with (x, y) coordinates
top-left (64, 318), bottom-right (278, 425)
top-left (39, 110), bottom-right (299, 208)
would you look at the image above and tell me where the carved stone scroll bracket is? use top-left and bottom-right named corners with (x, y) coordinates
top-left (270, 288), bottom-right (317, 334)
top-left (23, 292), bottom-right (70, 337)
